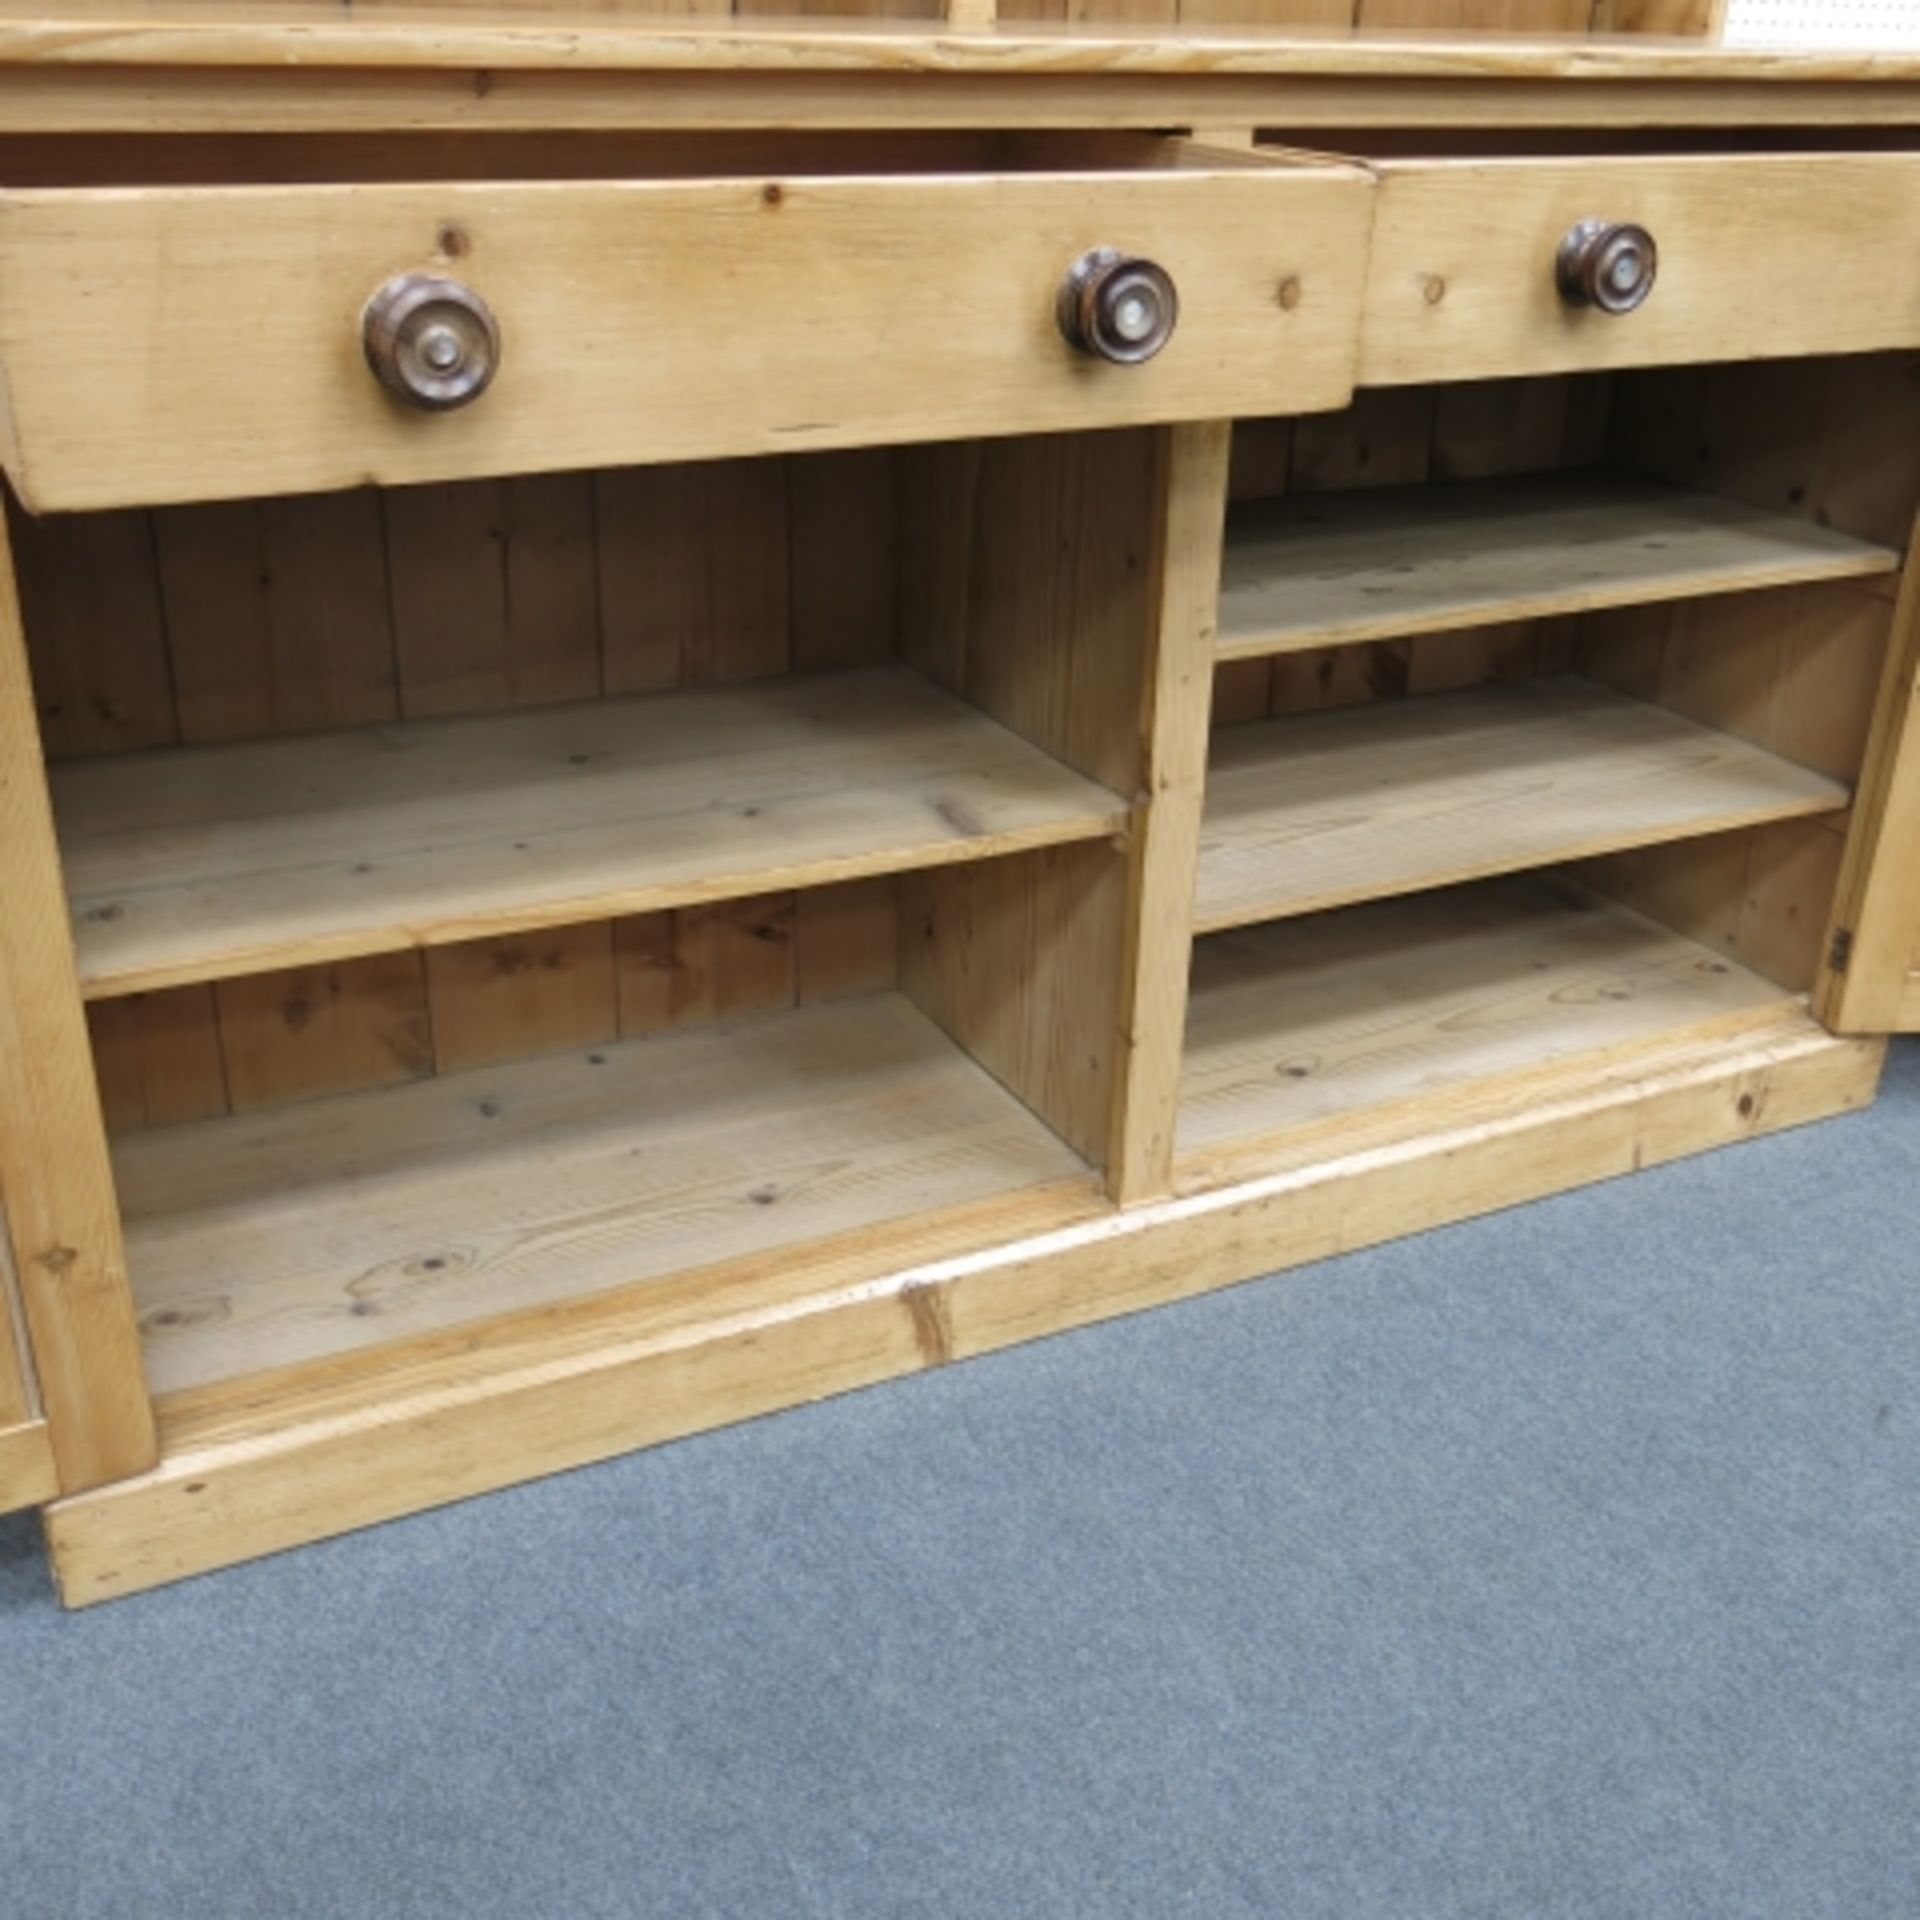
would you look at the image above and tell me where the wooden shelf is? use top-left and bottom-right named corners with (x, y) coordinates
top-left (55, 665), bottom-right (1128, 1000)
top-left (118, 990), bottom-right (1094, 1396)
top-left (1179, 874), bottom-right (1800, 1171)
top-left (1218, 474), bottom-right (1900, 661)
top-left (1196, 675), bottom-right (1847, 934)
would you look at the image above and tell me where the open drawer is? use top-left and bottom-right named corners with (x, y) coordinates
top-left (1350, 151), bottom-right (1920, 385)
top-left (0, 134), bottom-right (1372, 512)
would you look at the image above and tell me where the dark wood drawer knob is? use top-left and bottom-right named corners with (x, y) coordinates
top-left (1556, 219), bottom-right (1658, 315)
top-left (1057, 249), bottom-right (1179, 364)
top-left (362, 272), bottom-right (502, 410)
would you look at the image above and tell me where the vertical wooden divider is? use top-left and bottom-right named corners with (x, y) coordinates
top-left (897, 422), bottom-right (1229, 1201)
top-left (1109, 420), bottom-right (1232, 1201)
top-left (0, 513), bottom-right (155, 1490)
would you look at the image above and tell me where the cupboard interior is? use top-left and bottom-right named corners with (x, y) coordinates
top-left (17, 429), bottom-right (1175, 1398)
top-left (19, 353), bottom-right (1917, 1406)
top-left (1184, 354), bottom-right (1920, 1173)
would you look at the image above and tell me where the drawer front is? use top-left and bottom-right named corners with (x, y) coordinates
top-left (1358, 154), bottom-right (1920, 386)
top-left (0, 154), bottom-right (1373, 512)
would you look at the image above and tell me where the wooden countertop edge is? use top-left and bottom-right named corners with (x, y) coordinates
top-left (0, 22), bottom-right (1917, 84)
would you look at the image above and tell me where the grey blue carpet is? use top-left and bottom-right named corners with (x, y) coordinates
top-left (3, 1043), bottom-right (1917, 1920)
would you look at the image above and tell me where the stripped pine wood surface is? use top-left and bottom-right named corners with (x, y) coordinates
top-left (0, 1418), bottom-right (57, 1513)
top-left (901, 842), bottom-right (1130, 1175)
top-left (1214, 374), bottom-right (1612, 729)
top-left (1568, 584), bottom-right (1894, 998)
top-left (20, 364), bottom-right (1910, 1589)
top-left (11, 452), bottom-right (909, 1132)
top-left (6, 0), bottom-right (1918, 1610)
top-left (1813, 540), bottom-right (1920, 1032)
top-left (897, 422), bottom-right (1231, 1196)
top-left (1605, 356), bottom-right (1920, 579)
top-left (1196, 675), bottom-right (1847, 933)
top-left (0, 512), bottom-right (156, 1490)
top-left (119, 991), bottom-right (1096, 1396)
top-left (1179, 872), bottom-right (1799, 1169)
top-left (1591, 0), bottom-right (1723, 29)
top-left (162, 877), bottom-right (890, 1097)
top-left (50, 1006), bottom-right (1879, 1604)
top-left (17, 80), bottom-right (1908, 149)
top-left (0, 3), bottom-right (1807, 78)
top-left (0, 1105), bottom-right (46, 1487)
top-left (1, 4), bottom-right (1900, 144)
top-left (90, 877), bottom-right (902, 1126)
top-left (1569, 815), bottom-right (1851, 1001)
top-left (1594, 354), bottom-right (1920, 1003)
top-left (0, 150), bottom-right (1371, 512)
top-left (1358, 154), bottom-right (1920, 386)
top-left (1575, 584), bottom-right (1895, 787)
top-left (897, 428), bottom-right (1171, 1176)
top-left (1103, 420), bottom-right (1233, 1202)
top-left (57, 665), bottom-right (1127, 998)
top-left (0, 1205), bottom-right (35, 1433)
top-left (1214, 362), bottom-right (1913, 1011)
top-left (1218, 474), bottom-right (1897, 661)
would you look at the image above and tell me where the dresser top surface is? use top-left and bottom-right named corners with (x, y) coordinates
top-left (1, 9), bottom-right (1917, 136)
top-left (0, 7), bottom-right (1913, 82)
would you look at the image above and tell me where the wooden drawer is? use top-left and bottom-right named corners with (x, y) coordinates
top-left (0, 137), bottom-right (1372, 512)
top-left (1355, 153), bottom-right (1920, 386)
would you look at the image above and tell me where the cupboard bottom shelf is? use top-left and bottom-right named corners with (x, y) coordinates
top-left (1178, 874), bottom-right (1804, 1180)
top-left (52, 997), bottom-right (1879, 1606)
top-left (118, 990), bottom-right (1095, 1397)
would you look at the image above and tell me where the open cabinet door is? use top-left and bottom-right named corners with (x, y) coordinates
top-left (1818, 538), bottom-right (1920, 1034)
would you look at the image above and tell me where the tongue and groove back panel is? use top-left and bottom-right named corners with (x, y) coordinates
top-left (12, 453), bottom-right (907, 1134)
top-left (1215, 355), bottom-right (1920, 999)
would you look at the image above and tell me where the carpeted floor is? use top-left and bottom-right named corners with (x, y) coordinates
top-left (3, 1042), bottom-right (1916, 1920)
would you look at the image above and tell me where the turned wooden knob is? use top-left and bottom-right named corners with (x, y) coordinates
top-left (1556, 219), bottom-right (1658, 315)
top-left (1057, 249), bottom-right (1179, 364)
top-left (362, 272), bottom-right (501, 410)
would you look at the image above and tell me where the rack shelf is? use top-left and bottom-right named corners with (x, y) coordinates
top-left (1196, 675), bottom-right (1847, 934)
top-left (1218, 474), bottom-right (1899, 661)
top-left (119, 990), bottom-right (1094, 1396)
top-left (1179, 874), bottom-right (1800, 1170)
top-left (55, 665), bottom-right (1128, 1000)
